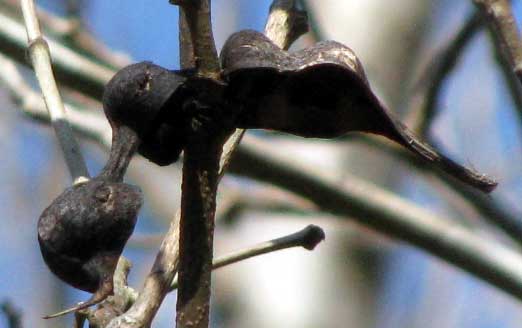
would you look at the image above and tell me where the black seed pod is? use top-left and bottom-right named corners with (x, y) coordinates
top-left (39, 61), bottom-right (195, 318)
top-left (220, 30), bottom-right (496, 192)
top-left (103, 61), bottom-right (189, 166)
top-left (39, 171), bottom-right (142, 317)
top-left (38, 180), bottom-right (142, 314)
top-left (38, 140), bottom-right (143, 318)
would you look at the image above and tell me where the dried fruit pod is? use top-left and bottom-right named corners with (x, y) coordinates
top-left (38, 179), bottom-right (142, 317)
top-left (39, 124), bottom-right (143, 318)
top-left (103, 61), bottom-right (189, 166)
top-left (221, 30), bottom-right (496, 192)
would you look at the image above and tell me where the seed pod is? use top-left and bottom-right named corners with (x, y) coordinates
top-left (221, 30), bottom-right (496, 193)
top-left (39, 67), bottom-right (162, 316)
top-left (38, 179), bottom-right (142, 318)
top-left (103, 61), bottom-right (189, 166)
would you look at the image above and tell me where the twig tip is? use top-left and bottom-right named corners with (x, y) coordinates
top-left (300, 224), bottom-right (325, 250)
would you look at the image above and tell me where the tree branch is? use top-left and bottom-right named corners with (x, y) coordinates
top-left (409, 11), bottom-right (483, 136)
top-left (170, 0), bottom-right (219, 77)
top-left (173, 1), bottom-right (309, 326)
top-left (474, 0), bottom-right (522, 86)
top-left (348, 134), bottom-right (522, 248)
top-left (228, 136), bottom-right (522, 301)
top-left (106, 219), bottom-right (180, 328)
top-left (264, 0), bottom-right (308, 49)
top-left (1, 300), bottom-right (22, 328)
top-left (170, 224), bottom-right (325, 290)
top-left (175, 137), bottom-right (224, 328)
top-left (172, 1), bottom-right (225, 326)
top-left (20, 0), bottom-right (89, 184)
top-left (0, 0), bottom-right (130, 68)
top-left (0, 9), bottom-right (113, 99)
top-left (480, 1), bottom-right (522, 128)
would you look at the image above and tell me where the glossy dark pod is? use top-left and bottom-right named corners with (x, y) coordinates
top-left (220, 30), bottom-right (496, 193)
top-left (103, 61), bottom-right (189, 166)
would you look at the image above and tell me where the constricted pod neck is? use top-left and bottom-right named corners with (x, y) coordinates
top-left (99, 125), bottom-right (140, 182)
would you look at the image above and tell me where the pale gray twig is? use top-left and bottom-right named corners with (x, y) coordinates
top-left (229, 136), bottom-right (522, 301)
top-left (0, 9), bottom-right (113, 99)
top-left (169, 225), bottom-right (325, 290)
top-left (20, 0), bottom-right (89, 184)
top-left (106, 218), bottom-right (180, 328)
top-left (474, 0), bottom-right (522, 86)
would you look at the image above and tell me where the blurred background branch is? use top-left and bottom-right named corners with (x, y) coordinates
top-left (1, 300), bottom-right (22, 328)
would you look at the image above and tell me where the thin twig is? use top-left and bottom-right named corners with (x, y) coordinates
top-left (409, 11), bottom-right (483, 135)
top-left (175, 135), bottom-right (225, 328)
top-left (106, 218), bottom-right (180, 328)
top-left (264, 0), bottom-right (308, 49)
top-left (81, 258), bottom-right (137, 328)
top-left (1, 0), bottom-right (130, 68)
top-left (228, 136), bottom-right (522, 301)
top-left (171, 0), bottom-right (220, 77)
top-left (482, 3), bottom-right (522, 128)
top-left (474, 0), bottom-right (522, 85)
top-left (348, 134), bottom-right (522, 247)
top-left (170, 225), bottom-right (325, 290)
top-left (0, 9), bottom-right (113, 99)
top-left (20, 0), bottom-right (89, 184)
top-left (173, 1), bottom-right (311, 325)
top-left (0, 0), bottom-right (72, 35)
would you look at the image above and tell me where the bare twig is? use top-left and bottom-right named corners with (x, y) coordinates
top-left (173, 1), bottom-right (312, 326)
top-left (0, 53), bottom-right (111, 144)
top-left (347, 134), bottom-right (522, 248)
top-left (409, 11), bottom-right (483, 135)
top-left (1, 0), bottom-right (130, 68)
top-left (228, 136), bottom-right (522, 301)
top-left (81, 258), bottom-right (137, 328)
top-left (170, 225), bottom-right (325, 290)
top-left (20, 0), bottom-right (89, 184)
top-left (1, 300), bottom-right (22, 328)
top-left (0, 9), bottom-right (113, 99)
top-left (176, 133), bottom-right (227, 328)
top-left (265, 0), bottom-right (308, 49)
top-left (491, 33), bottom-right (522, 127)
top-left (474, 0), bottom-right (522, 86)
top-left (170, 0), bottom-right (220, 77)
top-left (1, 0), bottom-right (72, 35)
top-left (482, 4), bottom-right (522, 127)
top-left (106, 219), bottom-right (180, 328)
top-left (172, 1), bottom-right (224, 327)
